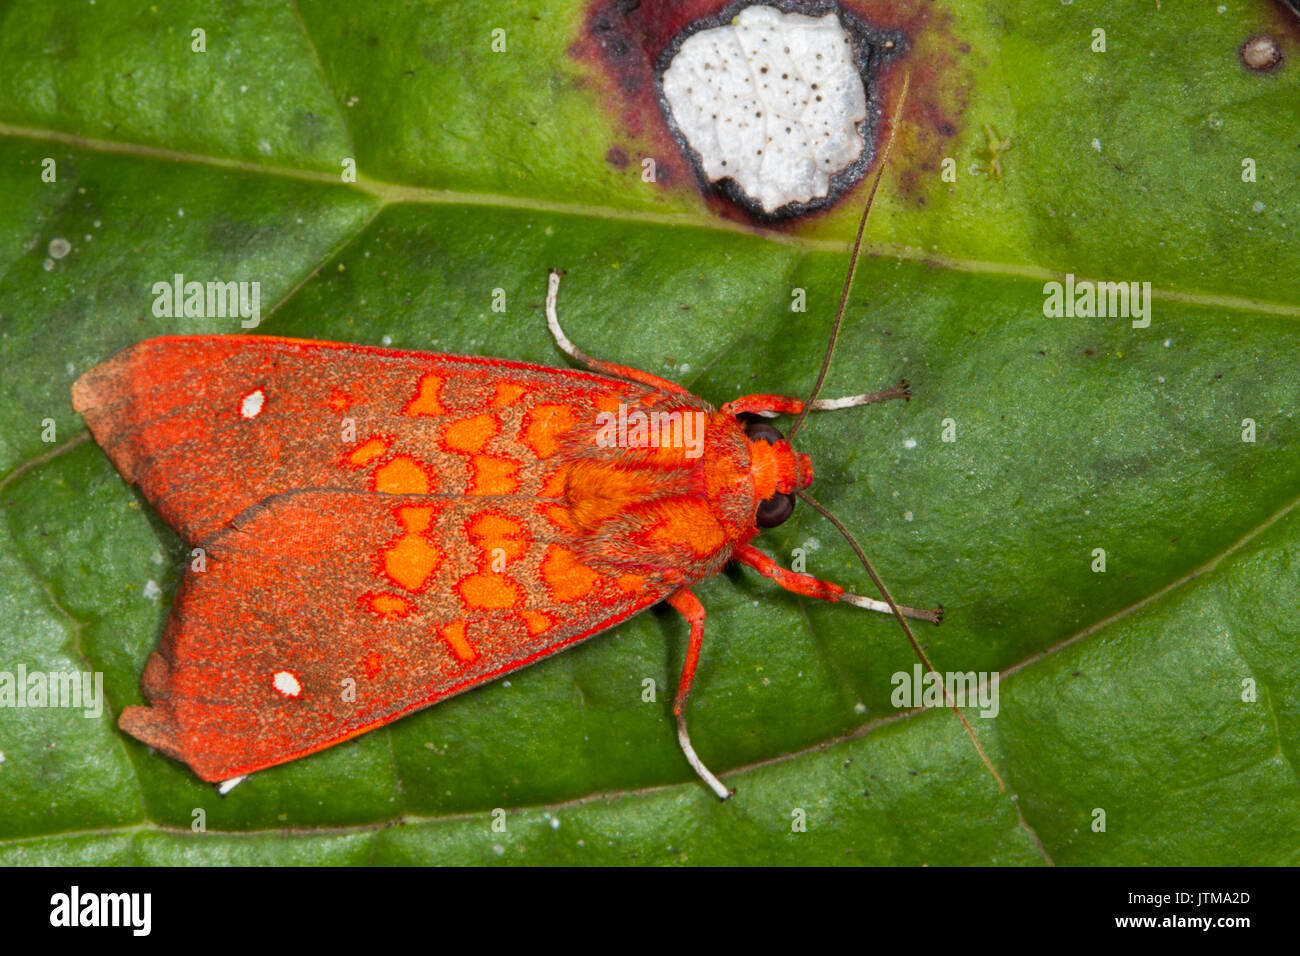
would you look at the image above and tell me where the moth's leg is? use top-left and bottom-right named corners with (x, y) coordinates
top-left (666, 588), bottom-right (732, 800)
top-left (545, 270), bottom-right (692, 396)
top-left (735, 543), bottom-right (943, 624)
top-left (721, 382), bottom-right (910, 419)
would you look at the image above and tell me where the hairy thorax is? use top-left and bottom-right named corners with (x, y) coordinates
top-left (545, 396), bottom-right (757, 585)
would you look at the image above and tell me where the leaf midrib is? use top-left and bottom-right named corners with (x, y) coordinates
top-left (2, 120), bottom-right (1297, 320)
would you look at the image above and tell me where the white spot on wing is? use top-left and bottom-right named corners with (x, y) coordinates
top-left (273, 670), bottom-right (302, 698)
top-left (661, 5), bottom-right (869, 213)
top-left (240, 388), bottom-right (266, 419)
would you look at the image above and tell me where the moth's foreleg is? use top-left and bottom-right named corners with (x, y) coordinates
top-left (544, 270), bottom-right (692, 396)
top-left (666, 588), bottom-right (732, 800)
top-left (721, 381), bottom-right (910, 419)
top-left (734, 544), bottom-right (943, 624)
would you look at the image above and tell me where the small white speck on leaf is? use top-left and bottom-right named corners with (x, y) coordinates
top-left (143, 579), bottom-right (162, 601)
top-left (48, 237), bottom-right (72, 259)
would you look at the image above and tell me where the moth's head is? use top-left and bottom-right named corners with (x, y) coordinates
top-left (741, 416), bottom-right (812, 529)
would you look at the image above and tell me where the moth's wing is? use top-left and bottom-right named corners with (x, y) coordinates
top-left (118, 490), bottom-right (674, 782)
top-left (71, 335), bottom-right (647, 543)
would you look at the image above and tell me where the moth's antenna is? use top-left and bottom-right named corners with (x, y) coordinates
top-left (787, 71), bottom-right (910, 442)
top-left (796, 489), bottom-right (1007, 792)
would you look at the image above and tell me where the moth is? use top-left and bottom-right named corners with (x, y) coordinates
top-left (72, 79), bottom-right (993, 798)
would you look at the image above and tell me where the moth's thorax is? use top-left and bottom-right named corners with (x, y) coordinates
top-left (747, 434), bottom-right (814, 500)
top-left (548, 399), bottom-right (756, 582)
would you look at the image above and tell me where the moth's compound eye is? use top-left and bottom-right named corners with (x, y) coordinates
top-left (756, 492), bottom-right (795, 528)
top-left (743, 419), bottom-right (785, 444)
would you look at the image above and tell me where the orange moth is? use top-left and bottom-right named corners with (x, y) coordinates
top-left (72, 76), bottom-right (998, 798)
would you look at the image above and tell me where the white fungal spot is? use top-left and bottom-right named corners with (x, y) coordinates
top-left (1090, 138), bottom-right (1101, 152)
top-left (143, 579), bottom-right (161, 601)
top-left (904, 510), bottom-right (914, 522)
top-left (902, 437), bottom-right (917, 449)
top-left (661, 4), bottom-right (869, 213)
top-left (273, 670), bottom-right (302, 698)
top-left (48, 237), bottom-right (72, 259)
top-left (240, 388), bottom-right (265, 419)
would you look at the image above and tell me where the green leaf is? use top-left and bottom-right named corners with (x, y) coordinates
top-left (1, 0), bottom-right (1297, 865)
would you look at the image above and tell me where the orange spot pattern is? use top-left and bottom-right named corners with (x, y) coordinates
top-left (373, 455), bottom-right (433, 494)
top-left (442, 413), bottom-right (500, 455)
top-left (381, 505), bottom-right (442, 592)
top-left (440, 621), bottom-right (478, 663)
top-left (540, 545), bottom-right (600, 603)
top-left (364, 591), bottom-right (415, 620)
top-left (469, 455), bottom-right (520, 495)
top-left (328, 387), bottom-right (353, 412)
top-left (356, 371), bottom-right (661, 669)
top-left (458, 572), bottom-right (522, 610)
top-left (405, 372), bottom-right (446, 416)
top-left (616, 574), bottom-right (646, 594)
top-left (519, 609), bottom-right (554, 636)
top-left (468, 512), bottom-right (529, 564)
top-left (347, 436), bottom-right (391, 468)
top-left (522, 404), bottom-right (575, 459)
top-left (491, 381), bottom-right (528, 407)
